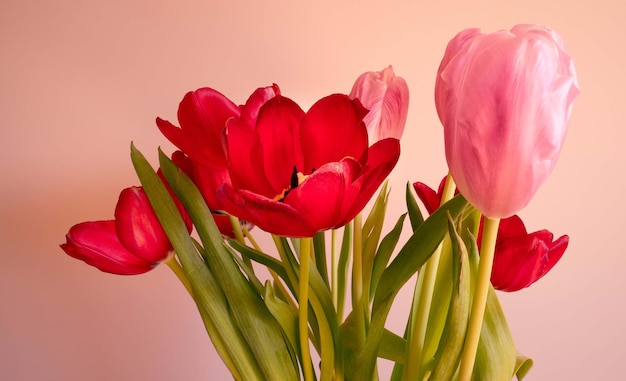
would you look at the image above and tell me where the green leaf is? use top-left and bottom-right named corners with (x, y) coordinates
top-left (406, 182), bottom-right (424, 231)
top-left (336, 223), bottom-right (352, 321)
top-left (369, 213), bottom-right (407, 299)
top-left (157, 149), bottom-right (299, 381)
top-left (313, 231), bottom-right (329, 286)
top-left (514, 353), bottom-right (534, 380)
top-left (130, 144), bottom-right (264, 380)
top-left (351, 195), bottom-right (469, 380)
top-left (229, 238), bottom-right (294, 295)
top-left (307, 257), bottom-right (343, 381)
top-left (263, 282), bottom-right (300, 362)
top-left (362, 183), bottom-right (390, 306)
top-left (341, 311), bottom-right (407, 363)
top-left (429, 214), bottom-right (471, 381)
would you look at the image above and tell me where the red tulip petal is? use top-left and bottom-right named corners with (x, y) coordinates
top-left (413, 181), bottom-right (440, 215)
top-left (541, 234), bottom-right (568, 277)
top-left (224, 117), bottom-right (276, 198)
top-left (254, 96), bottom-right (306, 193)
top-left (343, 138), bottom-right (401, 223)
top-left (217, 184), bottom-right (316, 237)
top-left (115, 187), bottom-right (171, 263)
top-left (61, 221), bottom-right (154, 275)
top-left (283, 159), bottom-right (362, 233)
top-left (492, 234), bottom-right (550, 291)
top-left (300, 94), bottom-right (369, 173)
top-left (497, 214), bottom-right (528, 239)
top-left (157, 88), bottom-right (239, 169)
top-left (240, 84), bottom-right (281, 127)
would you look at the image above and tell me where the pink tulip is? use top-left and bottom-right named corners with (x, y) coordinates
top-left (435, 24), bottom-right (579, 218)
top-left (349, 65), bottom-right (409, 142)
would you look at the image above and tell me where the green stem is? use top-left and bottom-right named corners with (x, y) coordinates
top-left (243, 227), bottom-right (262, 252)
top-left (351, 213), bottom-right (366, 348)
top-left (331, 229), bottom-right (339, 310)
top-left (458, 216), bottom-right (500, 381)
top-left (299, 237), bottom-right (314, 381)
top-left (403, 174), bottom-right (455, 381)
top-left (165, 254), bottom-right (193, 295)
top-left (229, 214), bottom-right (253, 272)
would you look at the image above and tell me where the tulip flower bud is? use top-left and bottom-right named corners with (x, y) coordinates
top-left (436, 24), bottom-right (579, 218)
top-left (115, 186), bottom-right (173, 263)
top-left (350, 65), bottom-right (409, 143)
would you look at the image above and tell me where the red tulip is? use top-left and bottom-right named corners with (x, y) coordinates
top-left (413, 177), bottom-right (568, 291)
top-left (157, 85), bottom-right (279, 210)
top-left (349, 65), bottom-right (409, 142)
top-left (217, 93), bottom-right (400, 237)
top-left (435, 24), bottom-right (579, 218)
top-left (489, 215), bottom-right (568, 292)
top-left (61, 184), bottom-right (193, 275)
top-left (62, 220), bottom-right (156, 275)
top-left (168, 150), bottom-right (246, 238)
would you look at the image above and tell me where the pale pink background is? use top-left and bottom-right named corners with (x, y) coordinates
top-left (1, 0), bottom-right (623, 380)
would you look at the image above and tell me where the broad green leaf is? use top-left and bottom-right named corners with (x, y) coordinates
top-left (341, 311), bottom-right (407, 363)
top-left (263, 282), bottom-right (299, 362)
top-left (307, 257), bottom-right (343, 381)
top-left (351, 195), bottom-right (469, 380)
top-left (158, 149), bottom-right (299, 381)
top-left (429, 215), bottom-right (471, 381)
top-left (130, 144), bottom-right (264, 380)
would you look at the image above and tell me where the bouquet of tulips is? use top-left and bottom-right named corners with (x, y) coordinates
top-left (61, 25), bottom-right (578, 381)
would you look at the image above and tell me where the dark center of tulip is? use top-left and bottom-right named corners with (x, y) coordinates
top-left (274, 165), bottom-right (310, 202)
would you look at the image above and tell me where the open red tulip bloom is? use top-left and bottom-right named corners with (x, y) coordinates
top-left (414, 177), bottom-right (568, 291)
top-left (217, 94), bottom-right (400, 237)
top-left (156, 85), bottom-right (279, 206)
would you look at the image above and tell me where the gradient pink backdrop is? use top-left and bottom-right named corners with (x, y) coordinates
top-left (2, 0), bottom-right (623, 380)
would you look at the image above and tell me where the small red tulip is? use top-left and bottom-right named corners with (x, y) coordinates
top-left (413, 177), bottom-right (568, 291)
top-left (61, 180), bottom-right (193, 275)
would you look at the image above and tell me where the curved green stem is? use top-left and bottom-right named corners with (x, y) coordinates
top-left (165, 254), bottom-right (193, 295)
top-left (403, 174), bottom-right (455, 381)
top-left (299, 237), bottom-right (314, 381)
top-left (458, 216), bottom-right (500, 381)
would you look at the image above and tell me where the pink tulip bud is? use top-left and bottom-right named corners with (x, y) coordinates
top-left (350, 65), bottom-right (409, 143)
top-left (436, 25), bottom-right (579, 218)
